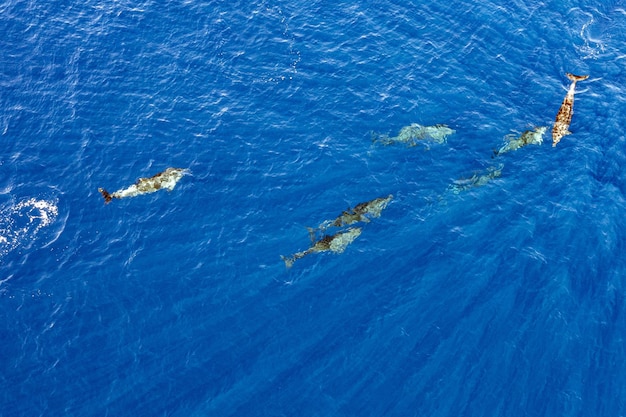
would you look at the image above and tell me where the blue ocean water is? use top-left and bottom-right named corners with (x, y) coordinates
top-left (1, 0), bottom-right (626, 415)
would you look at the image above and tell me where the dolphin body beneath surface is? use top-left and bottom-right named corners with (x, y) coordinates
top-left (449, 165), bottom-right (503, 194)
top-left (373, 124), bottom-right (455, 146)
top-left (98, 167), bottom-right (189, 204)
top-left (552, 73), bottom-right (589, 147)
top-left (281, 227), bottom-right (362, 268)
top-left (493, 126), bottom-right (546, 156)
top-left (308, 194), bottom-right (393, 240)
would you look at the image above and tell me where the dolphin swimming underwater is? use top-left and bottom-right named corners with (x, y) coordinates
top-left (372, 124), bottom-right (455, 146)
top-left (98, 167), bottom-right (189, 204)
top-left (493, 126), bottom-right (546, 156)
top-left (281, 227), bottom-right (362, 268)
top-left (552, 73), bottom-right (589, 147)
top-left (449, 165), bottom-right (503, 194)
top-left (308, 194), bottom-right (393, 240)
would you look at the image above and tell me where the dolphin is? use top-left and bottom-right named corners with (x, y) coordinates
top-left (449, 164), bottom-right (503, 194)
top-left (493, 126), bottom-right (546, 156)
top-left (373, 124), bottom-right (455, 146)
top-left (552, 73), bottom-right (589, 147)
top-left (308, 194), bottom-right (393, 240)
top-left (281, 227), bottom-right (362, 268)
top-left (98, 167), bottom-right (189, 204)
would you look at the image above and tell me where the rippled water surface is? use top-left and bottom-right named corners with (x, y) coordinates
top-left (2, 0), bottom-right (626, 416)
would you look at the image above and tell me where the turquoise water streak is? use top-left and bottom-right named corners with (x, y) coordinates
top-left (1, 0), bottom-right (625, 416)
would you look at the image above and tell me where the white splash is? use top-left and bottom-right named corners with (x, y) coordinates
top-left (0, 198), bottom-right (59, 256)
top-left (576, 14), bottom-right (607, 60)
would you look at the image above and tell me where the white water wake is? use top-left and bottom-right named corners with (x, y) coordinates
top-left (0, 198), bottom-right (59, 257)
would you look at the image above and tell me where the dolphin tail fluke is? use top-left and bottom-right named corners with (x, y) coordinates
top-left (98, 188), bottom-right (113, 204)
top-left (281, 255), bottom-right (295, 269)
top-left (281, 249), bottom-right (309, 268)
top-left (566, 73), bottom-right (589, 82)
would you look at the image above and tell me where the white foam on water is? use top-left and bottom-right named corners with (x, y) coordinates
top-left (0, 198), bottom-right (59, 257)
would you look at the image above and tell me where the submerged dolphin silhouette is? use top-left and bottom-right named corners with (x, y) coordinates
top-left (308, 194), bottom-right (393, 240)
top-left (281, 227), bottom-right (362, 268)
top-left (372, 124), bottom-right (455, 146)
top-left (98, 167), bottom-right (189, 204)
top-left (552, 73), bottom-right (589, 147)
top-left (493, 126), bottom-right (546, 157)
top-left (449, 165), bottom-right (503, 194)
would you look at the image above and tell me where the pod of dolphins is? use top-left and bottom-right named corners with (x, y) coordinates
top-left (96, 72), bottom-right (588, 268)
top-left (281, 195), bottom-right (393, 269)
